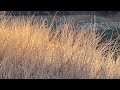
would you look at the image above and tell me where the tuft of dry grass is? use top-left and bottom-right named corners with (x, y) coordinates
top-left (0, 15), bottom-right (119, 79)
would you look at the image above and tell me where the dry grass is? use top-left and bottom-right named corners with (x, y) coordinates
top-left (0, 15), bottom-right (120, 79)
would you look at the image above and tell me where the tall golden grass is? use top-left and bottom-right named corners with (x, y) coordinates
top-left (0, 15), bottom-right (119, 79)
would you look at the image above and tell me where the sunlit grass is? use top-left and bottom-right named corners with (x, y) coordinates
top-left (0, 15), bottom-right (119, 79)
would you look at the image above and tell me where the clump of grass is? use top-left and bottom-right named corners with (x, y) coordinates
top-left (0, 15), bottom-right (119, 79)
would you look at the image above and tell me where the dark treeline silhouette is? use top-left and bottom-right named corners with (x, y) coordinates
top-left (6, 11), bottom-right (119, 16)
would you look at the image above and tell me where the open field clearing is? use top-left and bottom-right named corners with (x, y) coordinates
top-left (0, 15), bottom-right (120, 79)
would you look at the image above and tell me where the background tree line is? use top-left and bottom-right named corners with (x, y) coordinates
top-left (1, 11), bottom-right (119, 16)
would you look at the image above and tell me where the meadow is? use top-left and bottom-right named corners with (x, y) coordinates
top-left (0, 14), bottom-right (119, 79)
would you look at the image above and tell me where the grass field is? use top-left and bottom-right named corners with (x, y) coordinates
top-left (0, 15), bottom-right (120, 79)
